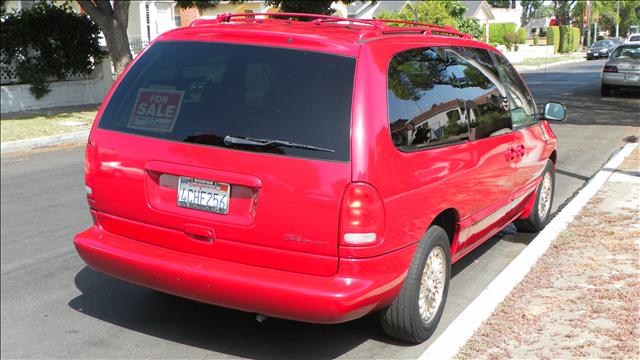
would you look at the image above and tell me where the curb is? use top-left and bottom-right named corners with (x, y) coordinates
top-left (1, 130), bottom-right (89, 154)
top-left (419, 142), bottom-right (639, 360)
top-left (514, 58), bottom-right (586, 71)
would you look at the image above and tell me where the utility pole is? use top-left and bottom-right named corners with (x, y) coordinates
top-left (586, 0), bottom-right (592, 46)
top-left (616, 1), bottom-right (620, 38)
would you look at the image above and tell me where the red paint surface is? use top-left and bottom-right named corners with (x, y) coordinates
top-left (75, 15), bottom-right (558, 323)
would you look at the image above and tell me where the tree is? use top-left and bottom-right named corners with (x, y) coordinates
top-left (1, 2), bottom-right (106, 97)
top-left (377, 0), bottom-right (483, 39)
top-left (77, 1), bottom-right (131, 77)
top-left (552, 0), bottom-right (576, 25)
top-left (488, 0), bottom-right (516, 9)
top-left (521, 0), bottom-right (544, 26)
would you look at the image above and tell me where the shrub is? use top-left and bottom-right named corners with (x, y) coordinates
top-left (489, 22), bottom-right (517, 45)
top-left (571, 27), bottom-right (581, 51)
top-left (558, 25), bottom-right (570, 53)
top-left (547, 26), bottom-right (560, 53)
top-left (517, 28), bottom-right (526, 44)
top-left (503, 32), bottom-right (520, 51)
top-left (0, 2), bottom-right (106, 98)
top-left (533, 35), bottom-right (540, 46)
top-left (456, 16), bottom-right (483, 40)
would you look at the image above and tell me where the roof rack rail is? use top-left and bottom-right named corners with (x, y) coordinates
top-left (191, 12), bottom-right (386, 29)
top-left (189, 12), bottom-right (472, 39)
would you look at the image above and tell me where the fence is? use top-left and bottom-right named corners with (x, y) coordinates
top-left (1, 60), bottom-right (114, 114)
top-left (0, 51), bottom-right (91, 85)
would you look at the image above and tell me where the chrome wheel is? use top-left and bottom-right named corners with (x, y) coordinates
top-left (538, 172), bottom-right (552, 219)
top-left (419, 246), bottom-right (446, 323)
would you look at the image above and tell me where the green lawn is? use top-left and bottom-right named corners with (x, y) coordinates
top-left (517, 53), bottom-right (586, 67)
top-left (1, 110), bottom-right (97, 143)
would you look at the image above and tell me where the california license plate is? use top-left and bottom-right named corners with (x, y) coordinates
top-left (177, 177), bottom-right (230, 214)
top-left (624, 73), bottom-right (640, 81)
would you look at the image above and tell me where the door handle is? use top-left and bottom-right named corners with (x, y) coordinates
top-left (184, 223), bottom-right (216, 243)
top-left (505, 147), bottom-right (517, 162)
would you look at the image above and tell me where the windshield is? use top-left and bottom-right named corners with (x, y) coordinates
top-left (97, 42), bottom-right (355, 162)
top-left (611, 45), bottom-right (640, 59)
top-left (592, 40), bottom-right (611, 47)
top-left (630, 35), bottom-right (640, 42)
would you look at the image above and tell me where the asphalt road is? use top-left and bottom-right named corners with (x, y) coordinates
top-left (1, 59), bottom-right (638, 359)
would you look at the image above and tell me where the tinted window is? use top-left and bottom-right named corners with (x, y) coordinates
top-left (494, 54), bottom-right (538, 129)
top-left (98, 42), bottom-right (355, 161)
top-left (629, 35), bottom-right (640, 42)
top-left (388, 46), bottom-right (511, 150)
top-left (593, 40), bottom-right (612, 47)
top-left (612, 44), bottom-right (640, 58)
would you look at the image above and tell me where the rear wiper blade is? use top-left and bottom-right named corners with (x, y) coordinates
top-left (223, 135), bottom-right (335, 153)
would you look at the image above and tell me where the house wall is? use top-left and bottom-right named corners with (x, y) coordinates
top-left (489, 7), bottom-right (522, 28)
top-left (198, 2), bottom-right (273, 19)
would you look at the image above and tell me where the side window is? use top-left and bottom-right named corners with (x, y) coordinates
top-left (387, 46), bottom-right (512, 151)
top-left (494, 54), bottom-right (538, 129)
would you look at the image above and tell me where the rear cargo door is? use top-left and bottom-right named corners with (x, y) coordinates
top-left (90, 42), bottom-right (355, 276)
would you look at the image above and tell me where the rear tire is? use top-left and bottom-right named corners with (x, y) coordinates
top-left (380, 225), bottom-right (451, 344)
top-left (515, 160), bottom-right (555, 233)
top-left (601, 84), bottom-right (612, 96)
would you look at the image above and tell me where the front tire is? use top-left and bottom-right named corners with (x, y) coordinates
top-left (515, 160), bottom-right (555, 232)
top-left (380, 225), bottom-right (451, 343)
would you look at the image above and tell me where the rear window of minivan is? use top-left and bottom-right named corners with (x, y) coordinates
top-left (98, 41), bottom-right (355, 162)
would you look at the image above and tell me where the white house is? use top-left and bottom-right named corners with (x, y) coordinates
top-left (127, 1), bottom-right (180, 54)
top-left (462, 1), bottom-right (495, 43)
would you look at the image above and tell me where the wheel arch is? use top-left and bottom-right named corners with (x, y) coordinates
top-left (430, 208), bottom-right (459, 249)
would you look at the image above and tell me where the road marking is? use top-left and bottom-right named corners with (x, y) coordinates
top-left (419, 142), bottom-right (638, 360)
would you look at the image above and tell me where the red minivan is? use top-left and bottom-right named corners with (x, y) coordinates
top-left (74, 13), bottom-right (565, 343)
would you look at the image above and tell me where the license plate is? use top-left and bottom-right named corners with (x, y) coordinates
top-left (624, 73), bottom-right (640, 81)
top-left (177, 177), bottom-right (230, 214)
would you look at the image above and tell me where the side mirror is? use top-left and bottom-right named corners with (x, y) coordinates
top-left (542, 102), bottom-right (566, 121)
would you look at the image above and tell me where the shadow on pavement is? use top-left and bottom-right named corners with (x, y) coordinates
top-left (69, 267), bottom-right (399, 359)
top-left (69, 225), bottom-right (525, 358)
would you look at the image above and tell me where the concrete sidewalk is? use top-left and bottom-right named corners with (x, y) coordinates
top-left (456, 144), bottom-right (640, 359)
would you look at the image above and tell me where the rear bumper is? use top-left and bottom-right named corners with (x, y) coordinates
top-left (602, 73), bottom-right (640, 87)
top-left (74, 226), bottom-right (416, 324)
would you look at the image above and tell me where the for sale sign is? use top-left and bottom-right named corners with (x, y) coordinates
top-left (127, 88), bottom-right (184, 132)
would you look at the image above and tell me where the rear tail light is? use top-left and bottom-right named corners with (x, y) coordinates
top-left (603, 65), bottom-right (618, 73)
top-left (339, 182), bottom-right (385, 247)
top-left (84, 142), bottom-right (95, 210)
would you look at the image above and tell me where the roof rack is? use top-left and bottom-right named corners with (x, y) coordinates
top-left (190, 12), bottom-right (472, 39)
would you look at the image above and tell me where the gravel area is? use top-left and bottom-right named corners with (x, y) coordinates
top-left (457, 146), bottom-right (640, 360)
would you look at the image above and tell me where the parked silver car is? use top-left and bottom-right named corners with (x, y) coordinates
top-left (601, 44), bottom-right (640, 96)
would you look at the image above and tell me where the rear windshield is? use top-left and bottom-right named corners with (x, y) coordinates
top-left (593, 40), bottom-right (612, 47)
top-left (98, 41), bottom-right (355, 161)
top-left (612, 44), bottom-right (640, 58)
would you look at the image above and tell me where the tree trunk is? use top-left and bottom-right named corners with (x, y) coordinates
top-left (101, 20), bottom-right (133, 77)
top-left (77, 1), bottom-right (133, 78)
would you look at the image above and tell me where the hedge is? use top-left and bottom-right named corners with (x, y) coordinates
top-left (517, 28), bottom-right (526, 44)
top-left (559, 25), bottom-right (572, 53)
top-left (489, 22), bottom-right (517, 45)
top-left (547, 26), bottom-right (560, 53)
top-left (571, 27), bottom-right (580, 51)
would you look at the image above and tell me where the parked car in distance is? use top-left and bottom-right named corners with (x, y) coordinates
top-left (74, 13), bottom-right (564, 344)
top-left (608, 37), bottom-right (624, 46)
top-left (587, 40), bottom-right (616, 59)
top-left (625, 33), bottom-right (640, 44)
top-left (601, 44), bottom-right (640, 96)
